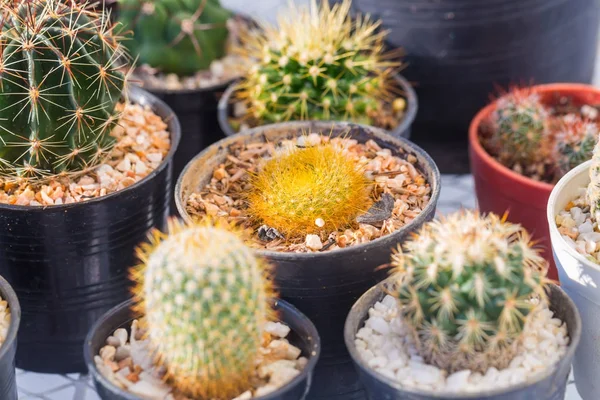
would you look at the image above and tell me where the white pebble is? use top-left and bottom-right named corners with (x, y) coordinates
top-left (366, 316), bottom-right (390, 335)
top-left (264, 321), bottom-right (290, 338)
top-left (305, 234), bottom-right (323, 251)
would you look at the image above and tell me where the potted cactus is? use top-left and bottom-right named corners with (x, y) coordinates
top-left (0, 0), bottom-right (180, 373)
top-left (175, 121), bottom-right (440, 399)
top-left (469, 83), bottom-right (600, 279)
top-left (346, 210), bottom-right (581, 400)
top-left (116, 0), bottom-right (252, 195)
top-left (218, 0), bottom-right (417, 139)
top-left (85, 219), bottom-right (321, 400)
top-left (548, 136), bottom-right (600, 399)
top-left (0, 276), bottom-right (20, 400)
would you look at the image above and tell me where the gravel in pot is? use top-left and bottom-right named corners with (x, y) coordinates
top-left (175, 121), bottom-right (440, 399)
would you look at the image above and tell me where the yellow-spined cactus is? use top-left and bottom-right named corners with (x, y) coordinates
top-left (130, 219), bottom-right (275, 399)
top-left (247, 139), bottom-right (371, 237)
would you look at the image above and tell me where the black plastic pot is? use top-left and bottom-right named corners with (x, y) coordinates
top-left (353, 0), bottom-right (600, 172)
top-left (0, 86), bottom-right (180, 373)
top-left (0, 276), bottom-right (20, 400)
top-left (175, 121), bottom-right (441, 400)
top-left (344, 282), bottom-right (581, 400)
top-left (85, 299), bottom-right (321, 400)
top-left (217, 74), bottom-right (418, 140)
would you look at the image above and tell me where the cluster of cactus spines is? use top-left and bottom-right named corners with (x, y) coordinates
top-left (491, 88), bottom-right (550, 166)
top-left (235, 0), bottom-right (401, 126)
top-left (391, 210), bottom-right (548, 373)
top-left (587, 137), bottom-right (600, 224)
top-left (117, 0), bottom-right (231, 76)
top-left (554, 118), bottom-right (598, 178)
top-left (0, 0), bottom-right (127, 182)
top-left (131, 219), bottom-right (275, 399)
top-left (247, 137), bottom-right (371, 237)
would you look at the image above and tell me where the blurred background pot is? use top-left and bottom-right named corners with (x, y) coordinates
top-left (176, 121), bottom-right (440, 400)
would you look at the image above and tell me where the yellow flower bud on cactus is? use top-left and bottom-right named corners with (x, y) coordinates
top-left (131, 219), bottom-right (275, 399)
top-left (247, 139), bottom-right (371, 237)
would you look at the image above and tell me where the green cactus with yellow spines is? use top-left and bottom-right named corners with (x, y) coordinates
top-left (391, 210), bottom-right (549, 373)
top-left (234, 0), bottom-right (402, 127)
top-left (0, 0), bottom-right (127, 182)
top-left (117, 0), bottom-right (231, 76)
top-left (491, 88), bottom-right (550, 167)
top-left (247, 137), bottom-right (372, 237)
top-left (554, 118), bottom-right (598, 178)
top-left (130, 219), bottom-right (275, 399)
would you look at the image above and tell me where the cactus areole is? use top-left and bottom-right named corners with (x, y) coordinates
top-left (0, 0), bottom-right (127, 182)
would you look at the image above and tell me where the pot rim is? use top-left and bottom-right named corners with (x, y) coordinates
top-left (468, 82), bottom-right (600, 193)
top-left (174, 120), bottom-right (441, 261)
top-left (84, 299), bottom-right (321, 400)
top-left (217, 73), bottom-right (418, 138)
top-left (547, 159), bottom-right (600, 272)
top-left (0, 86), bottom-right (181, 212)
top-left (343, 281), bottom-right (581, 399)
top-left (0, 275), bottom-right (20, 363)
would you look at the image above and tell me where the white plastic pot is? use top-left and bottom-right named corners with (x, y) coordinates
top-left (547, 160), bottom-right (600, 400)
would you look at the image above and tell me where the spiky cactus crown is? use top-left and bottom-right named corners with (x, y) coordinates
top-left (0, 0), bottom-right (127, 182)
top-left (131, 219), bottom-right (275, 399)
top-left (117, 0), bottom-right (231, 76)
top-left (391, 210), bottom-right (548, 373)
top-left (247, 138), bottom-right (371, 237)
top-left (491, 88), bottom-right (550, 167)
top-left (234, 0), bottom-right (400, 126)
top-left (555, 118), bottom-right (598, 178)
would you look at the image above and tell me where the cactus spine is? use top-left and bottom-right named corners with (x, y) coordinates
top-left (117, 0), bottom-right (231, 76)
top-left (0, 0), bottom-right (127, 182)
top-left (235, 0), bottom-right (401, 126)
top-left (247, 138), bottom-right (371, 237)
top-left (391, 210), bottom-right (548, 373)
top-left (131, 219), bottom-right (275, 399)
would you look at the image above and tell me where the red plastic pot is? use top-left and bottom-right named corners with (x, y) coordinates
top-left (469, 83), bottom-right (600, 281)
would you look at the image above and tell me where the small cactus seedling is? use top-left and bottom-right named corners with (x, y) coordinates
top-left (117, 0), bottom-right (232, 76)
top-left (0, 0), bottom-right (127, 182)
top-left (554, 118), bottom-right (598, 178)
top-left (247, 137), bottom-right (371, 237)
top-left (391, 210), bottom-right (548, 373)
top-left (131, 219), bottom-right (275, 399)
top-left (235, 0), bottom-right (401, 126)
top-left (491, 88), bottom-right (550, 167)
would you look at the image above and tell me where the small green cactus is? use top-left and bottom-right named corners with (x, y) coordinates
top-left (0, 0), bottom-right (127, 181)
top-left (554, 118), bottom-right (598, 178)
top-left (131, 219), bottom-right (275, 399)
top-left (391, 210), bottom-right (548, 373)
top-left (235, 0), bottom-right (401, 126)
top-left (117, 0), bottom-right (232, 76)
top-left (491, 88), bottom-right (550, 167)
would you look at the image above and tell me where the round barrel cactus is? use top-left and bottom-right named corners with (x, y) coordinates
top-left (117, 0), bottom-right (232, 76)
top-left (131, 219), bottom-right (275, 399)
top-left (0, 0), bottom-right (127, 181)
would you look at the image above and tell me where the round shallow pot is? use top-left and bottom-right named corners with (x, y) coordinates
top-left (217, 74), bottom-right (418, 140)
top-left (548, 160), bottom-right (600, 400)
top-left (85, 299), bottom-right (321, 400)
top-left (469, 83), bottom-right (600, 281)
top-left (354, 0), bottom-right (600, 146)
top-left (0, 86), bottom-right (180, 373)
top-left (345, 281), bottom-right (581, 400)
top-left (0, 276), bottom-right (20, 400)
top-left (175, 121), bottom-right (440, 400)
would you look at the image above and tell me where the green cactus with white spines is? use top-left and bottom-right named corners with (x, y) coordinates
top-left (131, 219), bottom-right (275, 399)
top-left (117, 0), bottom-right (232, 76)
top-left (554, 118), bottom-right (598, 178)
top-left (0, 0), bottom-right (127, 182)
top-left (235, 0), bottom-right (401, 126)
top-left (587, 135), bottom-right (600, 224)
top-left (491, 89), bottom-right (550, 167)
top-left (391, 210), bottom-right (548, 373)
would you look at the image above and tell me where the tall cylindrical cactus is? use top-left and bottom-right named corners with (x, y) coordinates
top-left (235, 0), bottom-right (401, 126)
top-left (131, 219), bottom-right (275, 399)
top-left (0, 0), bottom-right (127, 181)
top-left (117, 0), bottom-right (232, 76)
top-left (391, 210), bottom-right (548, 373)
